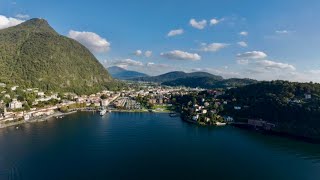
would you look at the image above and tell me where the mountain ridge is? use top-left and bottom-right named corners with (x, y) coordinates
top-left (130, 71), bottom-right (223, 83)
top-left (107, 66), bottom-right (149, 80)
top-left (0, 18), bottom-right (117, 94)
top-left (130, 70), bottom-right (257, 88)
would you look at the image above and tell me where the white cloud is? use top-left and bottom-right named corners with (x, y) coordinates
top-left (200, 43), bottom-right (229, 52)
top-left (144, 51), bottom-right (152, 57)
top-left (210, 18), bottom-right (223, 26)
top-left (68, 30), bottom-right (110, 53)
top-left (237, 41), bottom-right (248, 47)
top-left (237, 59), bottom-right (249, 65)
top-left (15, 14), bottom-right (29, 19)
top-left (239, 31), bottom-right (248, 36)
top-left (167, 29), bottom-right (184, 37)
top-left (107, 59), bottom-right (143, 69)
top-left (237, 51), bottom-right (267, 59)
top-left (134, 50), bottom-right (143, 56)
top-left (161, 50), bottom-right (201, 61)
top-left (0, 15), bottom-right (24, 30)
top-left (256, 60), bottom-right (296, 71)
top-left (106, 60), bottom-right (176, 76)
top-left (275, 30), bottom-right (291, 34)
top-left (309, 70), bottom-right (320, 74)
top-left (236, 59), bottom-right (297, 82)
top-left (190, 67), bottom-right (240, 79)
top-left (189, 19), bottom-right (207, 30)
top-left (134, 50), bottom-right (152, 57)
top-left (146, 62), bottom-right (155, 66)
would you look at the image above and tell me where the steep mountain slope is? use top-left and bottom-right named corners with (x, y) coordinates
top-left (0, 18), bottom-right (115, 94)
top-left (107, 66), bottom-right (149, 80)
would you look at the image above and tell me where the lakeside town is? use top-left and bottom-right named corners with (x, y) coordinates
top-left (0, 81), bottom-right (317, 133)
top-left (0, 82), bottom-right (205, 128)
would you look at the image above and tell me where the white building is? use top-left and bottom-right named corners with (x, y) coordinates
top-left (101, 99), bottom-right (110, 107)
top-left (305, 94), bottom-right (312, 99)
top-left (224, 116), bottom-right (234, 123)
top-left (9, 99), bottom-right (23, 109)
top-left (192, 114), bottom-right (199, 121)
top-left (37, 92), bottom-right (45, 97)
top-left (11, 86), bottom-right (19, 91)
top-left (205, 117), bottom-right (211, 122)
top-left (234, 106), bottom-right (241, 110)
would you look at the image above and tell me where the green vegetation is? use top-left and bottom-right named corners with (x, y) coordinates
top-left (220, 80), bottom-right (320, 139)
top-left (172, 92), bottom-right (225, 125)
top-left (152, 104), bottom-right (173, 112)
top-left (135, 95), bottom-right (153, 109)
top-left (0, 18), bottom-right (121, 95)
top-left (59, 103), bottom-right (87, 113)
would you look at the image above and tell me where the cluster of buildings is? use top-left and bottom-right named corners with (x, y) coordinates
top-left (181, 90), bottom-right (234, 125)
top-left (71, 91), bottom-right (120, 108)
top-left (0, 83), bottom-right (121, 126)
top-left (113, 97), bottom-right (141, 110)
top-left (0, 106), bottom-right (56, 126)
top-left (0, 82), bottom-right (208, 127)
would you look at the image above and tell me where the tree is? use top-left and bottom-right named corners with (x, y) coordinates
top-left (101, 94), bottom-right (108, 99)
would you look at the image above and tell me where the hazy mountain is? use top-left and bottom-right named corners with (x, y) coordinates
top-left (130, 71), bottom-right (223, 83)
top-left (107, 66), bottom-right (149, 80)
top-left (0, 18), bottom-right (118, 94)
top-left (162, 77), bottom-right (257, 89)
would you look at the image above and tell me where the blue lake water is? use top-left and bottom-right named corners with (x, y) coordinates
top-left (1, 112), bottom-right (320, 180)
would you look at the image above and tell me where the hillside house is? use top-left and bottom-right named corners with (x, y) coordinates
top-left (9, 99), bottom-right (23, 110)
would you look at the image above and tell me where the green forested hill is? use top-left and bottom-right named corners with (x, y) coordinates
top-left (0, 18), bottom-right (117, 94)
top-left (221, 81), bottom-right (320, 139)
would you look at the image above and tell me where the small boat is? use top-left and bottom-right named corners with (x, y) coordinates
top-left (215, 122), bottom-right (227, 126)
top-left (100, 109), bottom-right (107, 116)
top-left (169, 112), bottom-right (179, 117)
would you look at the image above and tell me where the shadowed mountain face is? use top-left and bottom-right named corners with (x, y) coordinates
top-left (0, 18), bottom-right (114, 94)
top-left (107, 66), bottom-right (149, 80)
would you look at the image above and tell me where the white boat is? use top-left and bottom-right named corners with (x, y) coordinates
top-left (215, 122), bottom-right (227, 126)
top-left (100, 109), bottom-right (107, 116)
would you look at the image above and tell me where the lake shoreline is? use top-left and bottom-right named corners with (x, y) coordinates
top-left (3, 109), bottom-right (319, 144)
top-left (0, 110), bottom-right (171, 129)
top-left (0, 111), bottom-right (78, 129)
top-left (231, 123), bottom-right (320, 144)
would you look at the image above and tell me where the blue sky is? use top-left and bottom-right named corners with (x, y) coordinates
top-left (1, 0), bottom-right (320, 81)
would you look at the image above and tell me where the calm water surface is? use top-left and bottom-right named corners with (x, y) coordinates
top-left (1, 112), bottom-right (320, 180)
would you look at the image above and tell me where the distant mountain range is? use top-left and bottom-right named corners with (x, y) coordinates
top-left (0, 18), bottom-right (117, 94)
top-left (130, 71), bottom-right (257, 88)
top-left (130, 71), bottom-right (223, 83)
top-left (162, 77), bottom-right (257, 89)
top-left (107, 66), bottom-right (149, 80)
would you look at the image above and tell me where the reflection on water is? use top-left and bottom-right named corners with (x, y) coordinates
top-left (0, 112), bottom-right (320, 180)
